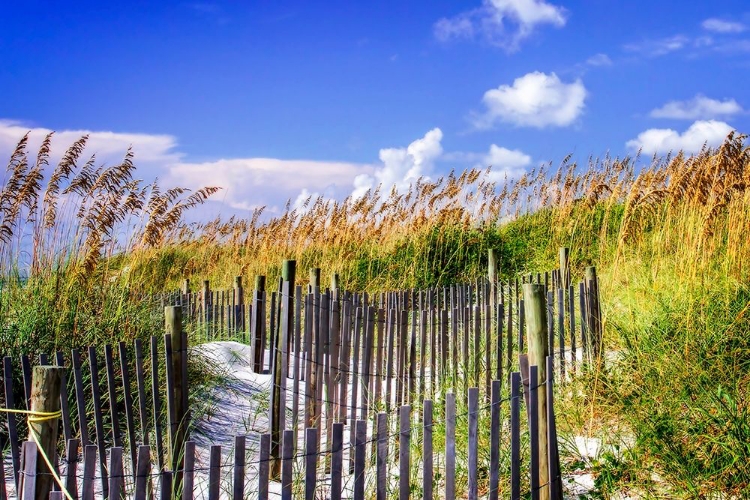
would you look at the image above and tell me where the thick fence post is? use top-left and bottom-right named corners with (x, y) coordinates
top-left (26, 366), bottom-right (63, 500)
top-left (165, 305), bottom-right (187, 498)
top-left (523, 284), bottom-right (550, 500)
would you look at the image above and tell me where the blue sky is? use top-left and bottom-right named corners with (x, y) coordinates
top-left (1, 0), bottom-right (749, 215)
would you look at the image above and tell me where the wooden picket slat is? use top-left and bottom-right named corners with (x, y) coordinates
top-left (258, 434), bottom-right (270, 500)
top-left (233, 435), bottom-right (245, 500)
top-left (445, 392), bottom-right (456, 500)
top-left (108, 447), bottom-right (124, 500)
top-left (81, 444), bottom-right (97, 500)
top-left (281, 431), bottom-right (293, 500)
top-left (208, 445), bottom-right (221, 500)
top-left (134, 445), bottom-right (150, 500)
top-left (330, 423), bottom-right (344, 500)
top-left (399, 405), bottom-right (411, 500)
top-left (376, 412), bottom-right (387, 500)
top-left (304, 428), bottom-right (317, 500)
top-left (353, 420), bottom-right (366, 500)
top-left (87, 346), bottom-right (109, 499)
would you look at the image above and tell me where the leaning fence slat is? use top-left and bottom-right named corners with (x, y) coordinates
top-left (87, 346), bottom-right (109, 500)
top-left (258, 434), bottom-right (270, 500)
top-left (108, 447), bottom-right (124, 500)
top-left (281, 431), bottom-right (293, 500)
top-left (71, 350), bottom-right (90, 447)
top-left (104, 345), bottom-right (123, 448)
top-left (133, 340), bottom-right (150, 446)
top-left (331, 423), bottom-right (344, 500)
top-left (547, 356), bottom-right (562, 500)
top-left (468, 388), bottom-right (479, 500)
top-left (160, 471), bottom-right (173, 500)
top-left (183, 441), bottom-right (195, 500)
top-left (54, 352), bottom-right (73, 447)
top-left (150, 336), bottom-right (164, 471)
top-left (117, 342), bottom-right (138, 475)
top-left (305, 428), bottom-right (317, 500)
top-left (208, 445), bottom-right (221, 500)
top-left (489, 380), bottom-right (501, 500)
top-left (569, 284), bottom-right (576, 371)
top-left (529, 365), bottom-right (540, 500)
top-left (423, 399), bottom-right (433, 500)
top-left (445, 392), bottom-right (456, 500)
top-left (353, 420), bottom-right (366, 500)
top-left (81, 445), bottom-right (96, 500)
top-left (232, 435), bottom-right (245, 500)
top-left (511, 372), bottom-right (521, 500)
top-left (376, 413), bottom-right (387, 500)
top-left (134, 445), bottom-right (150, 500)
top-left (21, 355), bottom-right (32, 411)
top-left (348, 307), bottom-right (362, 473)
top-left (21, 441), bottom-right (37, 500)
top-left (64, 439), bottom-right (79, 500)
top-left (399, 406), bottom-right (411, 500)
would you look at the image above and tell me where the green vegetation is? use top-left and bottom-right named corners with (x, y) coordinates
top-left (2, 131), bottom-right (750, 496)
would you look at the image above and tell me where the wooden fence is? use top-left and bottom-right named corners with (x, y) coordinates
top-left (2, 248), bottom-right (603, 499)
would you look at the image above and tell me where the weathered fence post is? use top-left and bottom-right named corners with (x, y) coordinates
top-left (523, 283), bottom-right (550, 500)
top-left (27, 365), bottom-right (63, 500)
top-left (165, 305), bottom-right (188, 498)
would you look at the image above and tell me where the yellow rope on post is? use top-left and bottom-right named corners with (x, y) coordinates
top-left (0, 408), bottom-right (75, 500)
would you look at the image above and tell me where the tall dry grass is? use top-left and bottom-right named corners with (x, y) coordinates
top-left (3, 130), bottom-right (750, 495)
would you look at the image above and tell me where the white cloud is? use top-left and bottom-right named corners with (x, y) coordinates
top-left (352, 128), bottom-right (443, 199)
top-left (472, 71), bottom-right (587, 129)
top-left (586, 53), bottom-right (613, 67)
top-left (0, 119), bottom-right (181, 169)
top-left (626, 120), bottom-right (735, 154)
top-left (649, 95), bottom-right (744, 120)
top-left (623, 35), bottom-right (690, 57)
top-left (479, 144), bottom-right (532, 180)
top-left (434, 0), bottom-right (567, 51)
top-left (701, 18), bottom-right (746, 34)
top-left (0, 119), bottom-right (373, 215)
top-left (168, 158), bottom-right (372, 212)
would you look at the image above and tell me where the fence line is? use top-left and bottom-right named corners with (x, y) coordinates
top-left (1, 247), bottom-right (601, 499)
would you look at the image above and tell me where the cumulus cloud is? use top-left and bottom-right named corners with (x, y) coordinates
top-left (702, 18), bottom-right (746, 34)
top-left (352, 128), bottom-right (443, 199)
top-left (472, 72), bottom-right (586, 129)
top-left (626, 120), bottom-right (735, 154)
top-left (434, 0), bottom-right (567, 51)
top-left (649, 95), bottom-right (744, 120)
